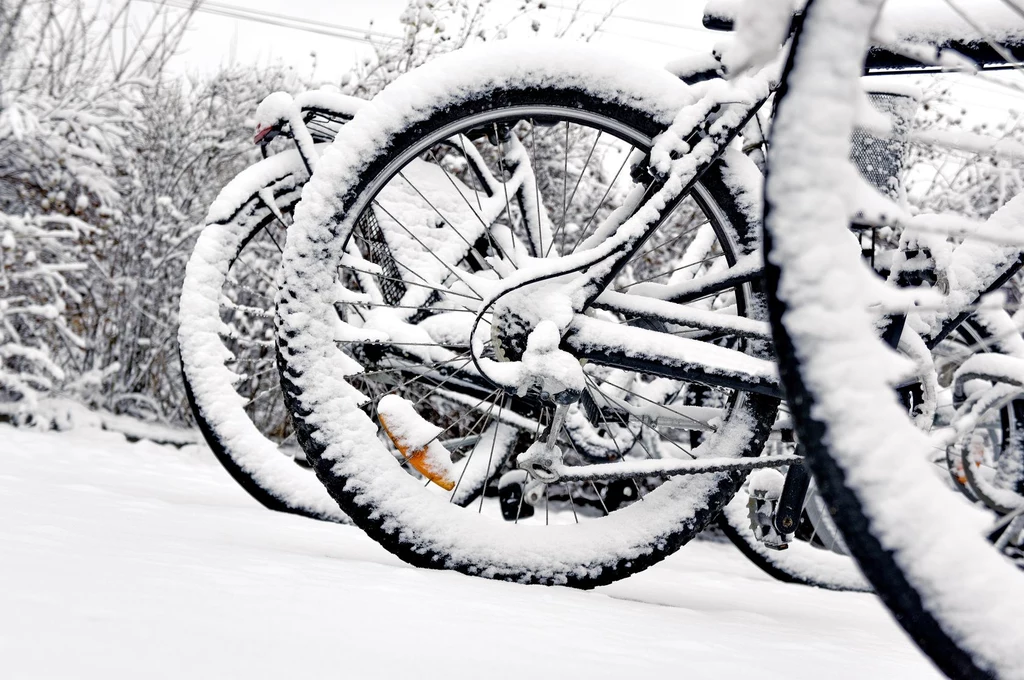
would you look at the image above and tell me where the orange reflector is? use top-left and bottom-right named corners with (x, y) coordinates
top-left (379, 414), bottom-right (456, 491)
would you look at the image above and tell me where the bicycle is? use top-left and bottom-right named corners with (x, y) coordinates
top-left (181, 86), bottom-right (722, 528)
top-left (186, 71), bottom-right (874, 593)
top-left (179, 90), bottom-right (362, 523)
top-left (180, 0), bottom-right (1024, 598)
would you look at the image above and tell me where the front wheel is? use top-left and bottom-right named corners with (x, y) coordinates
top-left (763, 0), bottom-right (1024, 677)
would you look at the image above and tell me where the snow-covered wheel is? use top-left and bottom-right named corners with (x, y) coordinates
top-left (763, 0), bottom-right (1024, 676)
top-left (276, 43), bottom-right (781, 587)
top-left (178, 149), bottom-right (351, 523)
top-left (179, 85), bottom-right (715, 526)
top-left (946, 318), bottom-right (1024, 515)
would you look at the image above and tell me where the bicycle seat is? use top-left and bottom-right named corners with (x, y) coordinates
top-left (702, 0), bottom-right (1024, 69)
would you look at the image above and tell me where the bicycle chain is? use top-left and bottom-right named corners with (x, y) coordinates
top-left (553, 453), bottom-right (803, 483)
top-left (670, 453), bottom-right (804, 476)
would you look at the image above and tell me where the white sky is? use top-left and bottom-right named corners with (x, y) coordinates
top-left (164, 0), bottom-right (723, 82)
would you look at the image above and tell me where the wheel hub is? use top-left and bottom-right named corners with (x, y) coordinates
top-left (490, 303), bottom-right (532, 363)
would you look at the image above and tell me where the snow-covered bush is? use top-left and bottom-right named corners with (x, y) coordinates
top-left (0, 1), bottom-right (291, 424)
top-left (0, 212), bottom-right (85, 414)
top-left (75, 67), bottom-right (297, 423)
top-left (0, 0), bottom-right (133, 417)
top-left (906, 83), bottom-right (1024, 221)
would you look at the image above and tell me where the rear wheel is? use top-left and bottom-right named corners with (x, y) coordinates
top-left (277, 44), bottom-right (779, 587)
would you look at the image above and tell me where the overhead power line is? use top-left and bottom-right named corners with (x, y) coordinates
top-left (194, 0), bottom-right (400, 39)
top-left (544, 1), bottom-right (714, 36)
top-left (133, 0), bottom-right (401, 45)
top-left (135, 0), bottom-right (710, 56)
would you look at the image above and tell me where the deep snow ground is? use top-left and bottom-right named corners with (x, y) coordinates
top-left (0, 424), bottom-right (941, 679)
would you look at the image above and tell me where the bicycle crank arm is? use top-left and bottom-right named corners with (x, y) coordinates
top-left (773, 460), bottom-right (810, 535)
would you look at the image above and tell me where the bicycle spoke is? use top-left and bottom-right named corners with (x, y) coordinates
top-left (570, 150), bottom-right (633, 255)
top-left (495, 123), bottom-right (518, 260)
top-left (351, 231), bottom-right (486, 317)
top-left (559, 424), bottom-right (612, 516)
top-left (344, 299), bottom-right (479, 315)
top-left (583, 375), bottom-right (645, 500)
top-left (418, 388), bottom-right (504, 452)
top-left (407, 361), bottom-right (486, 410)
top-left (372, 200), bottom-right (484, 300)
top-left (337, 339), bottom-right (470, 350)
top-left (350, 234), bottom-right (470, 299)
top-left (457, 135), bottom-right (487, 210)
top-left (638, 218), bottom-right (711, 261)
top-left (449, 397), bottom-right (499, 503)
top-left (380, 354), bottom-right (474, 394)
top-left (617, 253), bottom-right (725, 290)
top-left (548, 128), bottom-right (601, 258)
top-left (478, 395), bottom-right (507, 514)
top-left (565, 483), bottom-right (579, 523)
top-left (421, 150), bottom-right (519, 268)
top-left (260, 222), bottom-right (284, 255)
top-left (530, 119), bottom-right (544, 256)
top-left (591, 374), bottom-right (717, 432)
top-left (561, 121), bottom-right (569, 249)
top-left (339, 259), bottom-right (481, 303)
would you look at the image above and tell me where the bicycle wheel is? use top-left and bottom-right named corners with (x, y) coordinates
top-left (179, 143), bottom-right (528, 521)
top-left (276, 41), bottom-right (779, 587)
top-left (764, 1), bottom-right (1024, 676)
top-left (941, 316), bottom-right (1024, 514)
top-left (179, 148), bottom-right (351, 523)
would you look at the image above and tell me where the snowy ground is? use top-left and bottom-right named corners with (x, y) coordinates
top-left (0, 424), bottom-right (942, 679)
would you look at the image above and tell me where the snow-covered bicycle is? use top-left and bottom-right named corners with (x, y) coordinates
top-left (267, 0), bottom-right (1024, 587)
top-left (261, 41), bottom-right (804, 587)
top-left (182, 0), bottom-right (1024, 596)
top-left (180, 87), bottom-right (738, 529)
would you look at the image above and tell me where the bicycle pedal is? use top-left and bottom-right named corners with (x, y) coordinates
top-left (498, 470), bottom-right (535, 522)
top-left (747, 468), bottom-right (792, 550)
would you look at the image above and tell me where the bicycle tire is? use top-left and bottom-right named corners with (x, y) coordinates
top-left (718, 483), bottom-right (871, 592)
top-left (764, 1), bottom-right (1024, 677)
top-left (179, 149), bottom-right (350, 523)
top-left (727, 314), bottom-right (1022, 591)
